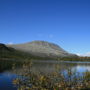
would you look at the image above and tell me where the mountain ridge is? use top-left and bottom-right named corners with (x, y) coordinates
top-left (7, 40), bottom-right (76, 58)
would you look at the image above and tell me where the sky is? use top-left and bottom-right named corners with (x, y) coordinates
top-left (0, 0), bottom-right (90, 55)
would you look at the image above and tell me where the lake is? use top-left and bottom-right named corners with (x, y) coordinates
top-left (0, 60), bottom-right (90, 90)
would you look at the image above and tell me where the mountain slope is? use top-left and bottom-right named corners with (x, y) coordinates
top-left (0, 43), bottom-right (35, 60)
top-left (7, 41), bottom-right (76, 58)
top-left (0, 43), bottom-right (11, 52)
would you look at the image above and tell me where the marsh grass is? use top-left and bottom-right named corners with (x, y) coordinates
top-left (12, 62), bottom-right (90, 90)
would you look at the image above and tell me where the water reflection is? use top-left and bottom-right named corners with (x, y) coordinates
top-left (30, 60), bottom-right (90, 74)
top-left (75, 65), bottom-right (90, 73)
top-left (0, 60), bottom-right (90, 90)
top-left (0, 72), bottom-right (17, 90)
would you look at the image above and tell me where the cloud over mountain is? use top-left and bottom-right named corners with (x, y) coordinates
top-left (82, 52), bottom-right (90, 57)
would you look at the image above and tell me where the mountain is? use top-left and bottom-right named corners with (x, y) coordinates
top-left (7, 41), bottom-right (76, 58)
top-left (0, 43), bottom-right (13, 59)
top-left (0, 43), bottom-right (34, 60)
top-left (0, 43), bottom-right (11, 52)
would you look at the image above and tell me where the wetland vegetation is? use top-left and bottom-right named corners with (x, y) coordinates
top-left (0, 59), bottom-right (90, 90)
top-left (12, 61), bottom-right (90, 90)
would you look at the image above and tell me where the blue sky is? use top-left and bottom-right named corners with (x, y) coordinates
top-left (0, 0), bottom-right (90, 54)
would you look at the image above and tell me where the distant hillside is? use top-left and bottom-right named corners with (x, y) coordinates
top-left (1, 41), bottom-right (90, 61)
top-left (7, 41), bottom-right (76, 58)
top-left (0, 43), bottom-right (11, 52)
top-left (0, 43), bottom-right (56, 60)
top-left (0, 43), bottom-right (32, 60)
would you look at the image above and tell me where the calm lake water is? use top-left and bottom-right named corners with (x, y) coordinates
top-left (0, 60), bottom-right (90, 90)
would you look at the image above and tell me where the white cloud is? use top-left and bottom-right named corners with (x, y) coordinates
top-left (49, 34), bottom-right (53, 38)
top-left (37, 34), bottom-right (54, 39)
top-left (7, 42), bottom-right (13, 45)
top-left (76, 52), bottom-right (90, 57)
top-left (82, 52), bottom-right (90, 57)
top-left (37, 34), bottom-right (43, 37)
top-left (76, 53), bottom-right (81, 56)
